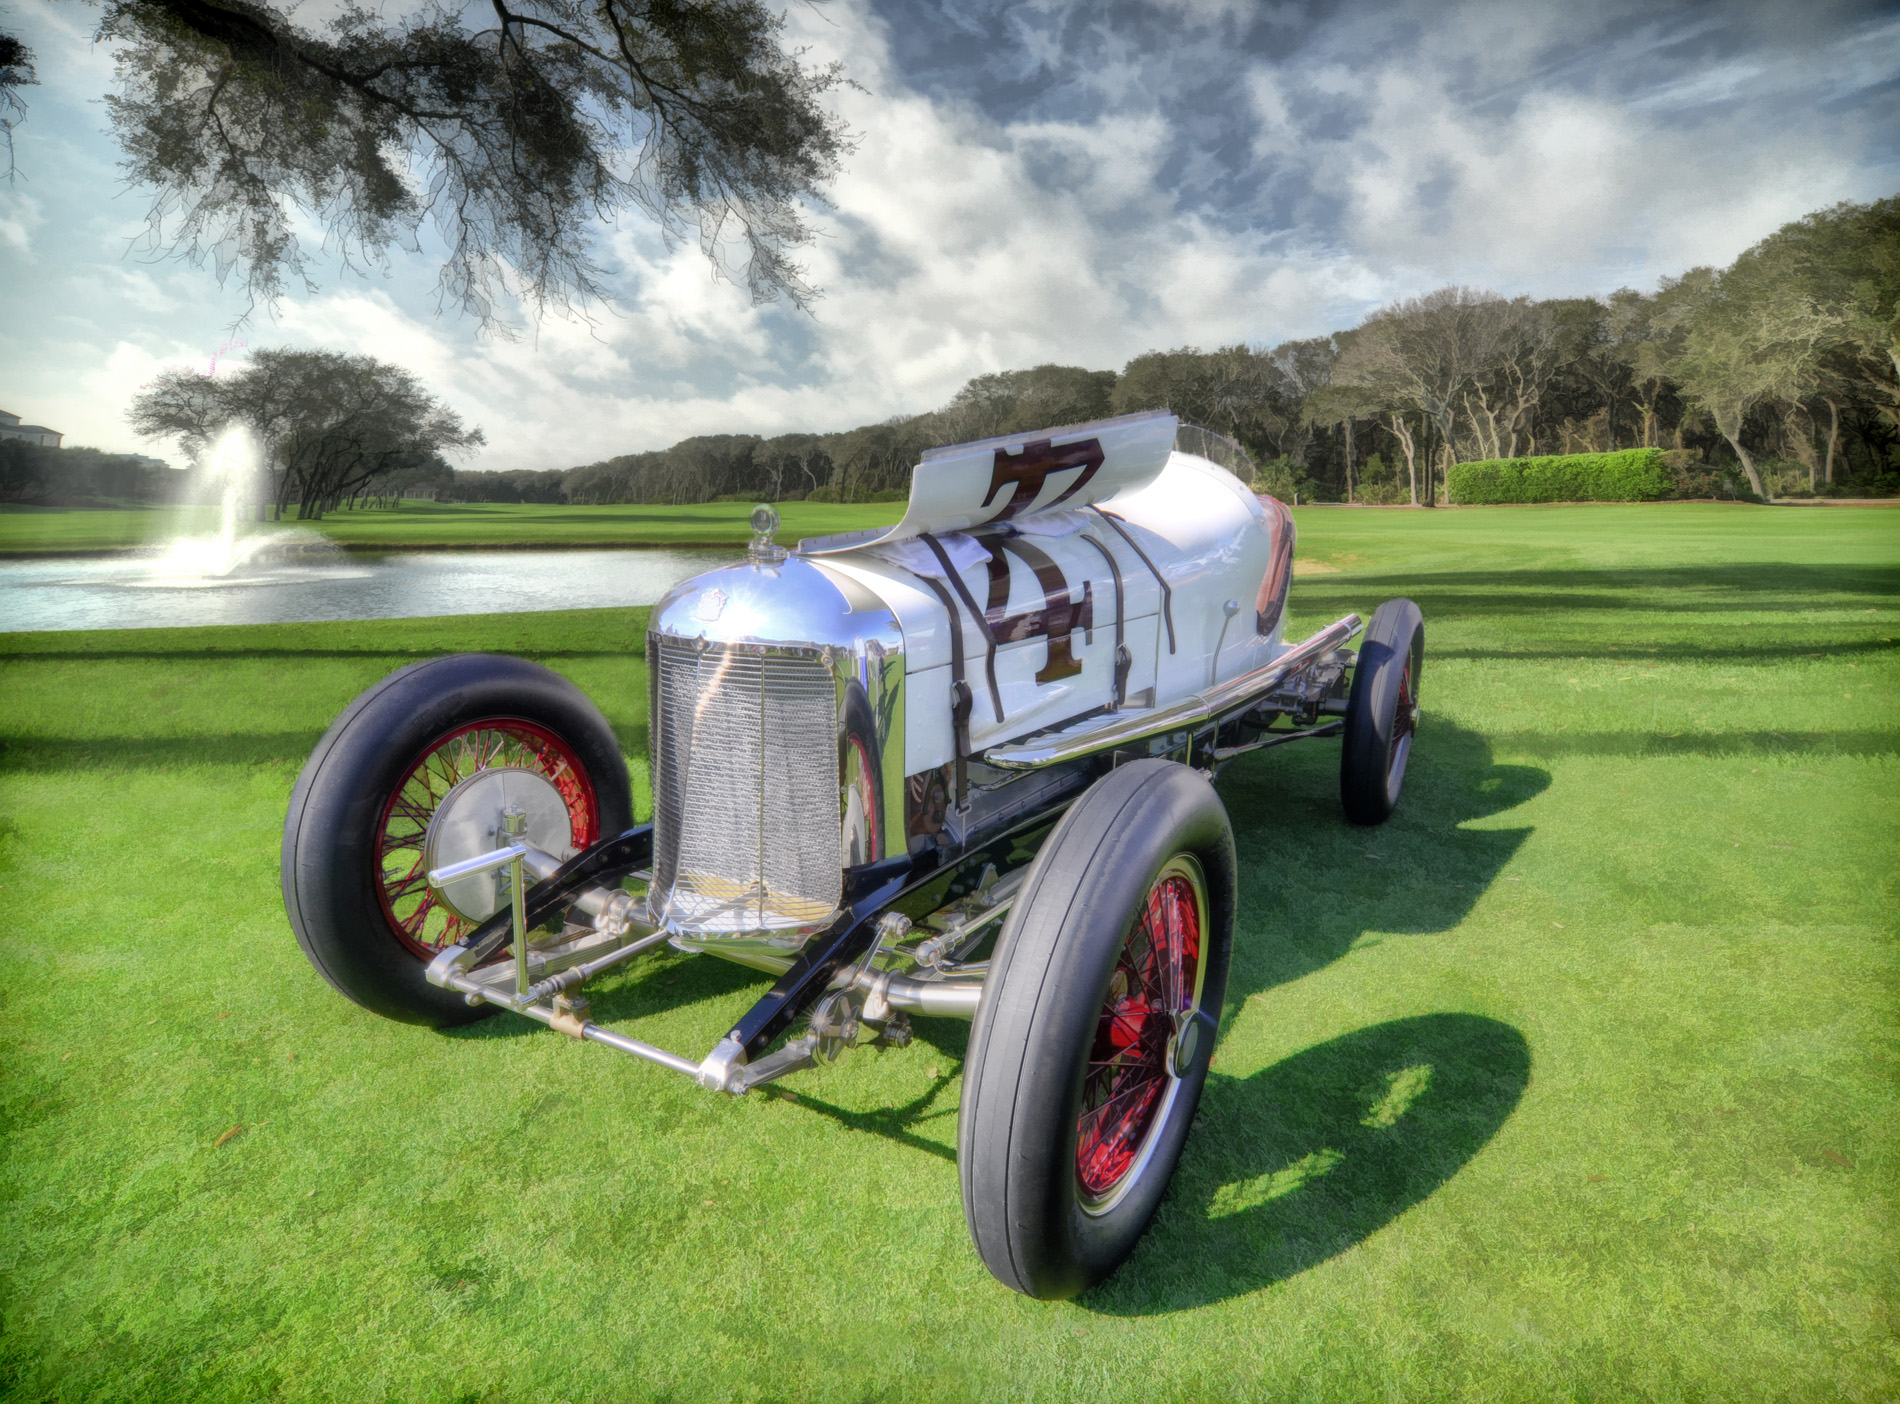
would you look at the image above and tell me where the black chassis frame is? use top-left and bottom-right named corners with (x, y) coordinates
top-left (444, 651), bottom-right (1355, 1063)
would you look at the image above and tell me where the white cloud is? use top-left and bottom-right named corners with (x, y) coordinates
top-left (0, 190), bottom-right (42, 254)
top-left (1243, 2), bottom-right (1898, 300)
top-left (9, 337), bottom-right (204, 458)
top-left (186, 0), bottom-right (1398, 470)
top-left (1, 0), bottom-right (1894, 469)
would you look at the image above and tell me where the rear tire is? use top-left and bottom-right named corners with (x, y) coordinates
top-left (282, 654), bottom-right (633, 1026)
top-left (1340, 598), bottom-right (1423, 826)
top-left (959, 759), bottom-right (1236, 1299)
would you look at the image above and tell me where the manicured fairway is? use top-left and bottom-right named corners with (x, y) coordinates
top-left (0, 500), bottom-right (898, 555)
top-left (1, 504), bottom-right (1895, 1401)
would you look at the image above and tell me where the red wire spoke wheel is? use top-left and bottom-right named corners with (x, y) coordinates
top-left (960, 759), bottom-right (1234, 1299)
top-left (1388, 659), bottom-right (1417, 774)
top-left (1075, 858), bottom-right (1207, 1211)
top-left (282, 654), bottom-right (631, 1027)
top-left (375, 719), bottom-right (601, 959)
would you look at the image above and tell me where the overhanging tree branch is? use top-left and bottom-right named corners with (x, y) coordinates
top-left (91, 0), bottom-right (852, 332)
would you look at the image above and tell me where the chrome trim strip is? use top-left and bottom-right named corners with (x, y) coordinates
top-left (981, 612), bottom-right (1363, 770)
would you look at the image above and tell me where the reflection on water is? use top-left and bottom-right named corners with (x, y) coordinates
top-left (0, 548), bottom-right (730, 632)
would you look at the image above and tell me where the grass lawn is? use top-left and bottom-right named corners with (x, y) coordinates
top-left (1, 504), bottom-right (1896, 1401)
top-left (0, 500), bottom-right (900, 555)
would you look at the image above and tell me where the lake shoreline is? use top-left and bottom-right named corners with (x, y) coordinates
top-left (0, 538), bottom-right (756, 561)
top-left (0, 546), bottom-right (727, 632)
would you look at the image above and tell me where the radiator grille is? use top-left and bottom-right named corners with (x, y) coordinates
top-left (651, 636), bottom-right (842, 933)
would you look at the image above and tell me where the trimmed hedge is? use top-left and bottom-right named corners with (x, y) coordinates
top-left (1447, 448), bottom-right (1670, 504)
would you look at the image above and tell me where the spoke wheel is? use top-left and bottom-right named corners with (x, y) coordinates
top-left (1076, 856), bottom-right (1208, 1213)
top-left (960, 759), bottom-right (1235, 1300)
top-left (1387, 659), bottom-right (1417, 788)
top-left (282, 653), bottom-right (630, 1026)
top-left (376, 720), bottom-right (600, 958)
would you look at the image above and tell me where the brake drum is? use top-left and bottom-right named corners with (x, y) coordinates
top-left (422, 766), bottom-right (575, 921)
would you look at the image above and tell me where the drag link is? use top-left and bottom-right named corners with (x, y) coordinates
top-left (442, 968), bottom-right (702, 1078)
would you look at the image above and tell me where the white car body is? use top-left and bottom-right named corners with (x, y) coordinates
top-left (646, 411), bottom-right (1297, 959)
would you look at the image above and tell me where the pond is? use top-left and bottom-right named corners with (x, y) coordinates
top-left (0, 546), bottom-right (731, 632)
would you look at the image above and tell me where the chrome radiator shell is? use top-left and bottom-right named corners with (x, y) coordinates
top-left (647, 555), bottom-right (905, 964)
top-left (650, 638), bottom-right (843, 936)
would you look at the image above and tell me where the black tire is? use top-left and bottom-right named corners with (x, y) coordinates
top-left (282, 653), bottom-right (633, 1026)
top-left (1340, 597), bottom-right (1423, 826)
top-left (959, 759), bottom-right (1236, 1299)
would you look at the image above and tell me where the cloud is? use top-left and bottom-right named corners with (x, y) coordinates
top-left (0, 0), bottom-right (1894, 466)
top-left (1231, 0), bottom-right (1900, 293)
top-left (0, 190), bottom-right (42, 254)
top-left (213, 0), bottom-right (1394, 469)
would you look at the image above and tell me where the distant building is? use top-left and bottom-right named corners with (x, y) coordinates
top-left (0, 409), bottom-right (63, 448)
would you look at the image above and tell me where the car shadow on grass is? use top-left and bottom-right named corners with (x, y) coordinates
top-left (1217, 714), bottom-right (1549, 1002)
top-left (769, 1054), bottom-right (969, 1165)
top-left (1086, 1012), bottom-right (1530, 1315)
top-left (1298, 562), bottom-right (1900, 617)
top-left (456, 714), bottom-right (1546, 1243)
top-left (702, 719), bottom-right (1545, 1200)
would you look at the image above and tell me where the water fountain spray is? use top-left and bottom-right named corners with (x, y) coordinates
top-left (203, 424), bottom-right (259, 576)
top-left (145, 424), bottom-right (322, 582)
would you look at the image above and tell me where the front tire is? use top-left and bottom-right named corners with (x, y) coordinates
top-left (282, 654), bottom-right (633, 1026)
top-left (959, 760), bottom-right (1236, 1299)
top-left (1340, 598), bottom-right (1423, 825)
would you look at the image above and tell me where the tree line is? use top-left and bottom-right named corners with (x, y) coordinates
top-left (53, 191), bottom-right (1889, 514)
top-left (0, 440), bottom-right (174, 506)
top-left (539, 194), bottom-right (1899, 507)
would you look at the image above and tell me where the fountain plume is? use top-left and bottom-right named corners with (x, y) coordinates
top-left (146, 425), bottom-right (333, 581)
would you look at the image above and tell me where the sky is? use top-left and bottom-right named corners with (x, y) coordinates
top-left (0, 0), bottom-right (1896, 469)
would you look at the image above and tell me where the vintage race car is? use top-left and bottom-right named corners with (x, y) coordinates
top-left (282, 410), bottom-right (1423, 1299)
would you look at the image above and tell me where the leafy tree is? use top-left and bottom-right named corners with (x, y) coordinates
top-left (1302, 366), bottom-right (1388, 503)
top-left (1109, 344), bottom-right (1295, 461)
top-left (30, 0), bottom-right (853, 329)
top-left (1253, 338), bottom-right (1335, 465)
top-left (1110, 347), bottom-right (1214, 421)
top-left (1457, 298), bottom-right (1565, 461)
top-left (1730, 197), bottom-right (1900, 439)
top-left (129, 348), bottom-right (483, 517)
top-left (1657, 265), bottom-right (1842, 498)
top-left (447, 466), bottom-right (567, 503)
top-left (936, 364), bottom-right (1116, 443)
top-left (827, 420), bottom-right (929, 500)
top-left (0, 440), bottom-right (171, 504)
top-left (1329, 288), bottom-right (1509, 503)
top-left (754, 432), bottom-right (833, 499)
top-left (1596, 288), bottom-right (1671, 449)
